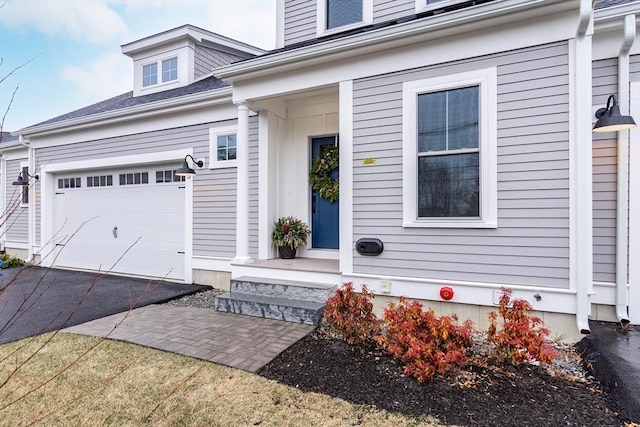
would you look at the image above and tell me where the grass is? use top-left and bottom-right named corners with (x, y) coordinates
top-left (0, 333), bottom-right (443, 426)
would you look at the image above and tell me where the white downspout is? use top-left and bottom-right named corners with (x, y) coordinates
top-left (573, 0), bottom-right (593, 334)
top-left (19, 135), bottom-right (36, 263)
top-left (615, 14), bottom-right (636, 324)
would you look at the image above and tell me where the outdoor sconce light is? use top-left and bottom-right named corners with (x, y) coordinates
top-left (175, 154), bottom-right (204, 177)
top-left (593, 94), bottom-right (637, 133)
top-left (12, 170), bottom-right (39, 186)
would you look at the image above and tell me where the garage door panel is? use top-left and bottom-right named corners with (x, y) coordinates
top-left (52, 168), bottom-right (185, 281)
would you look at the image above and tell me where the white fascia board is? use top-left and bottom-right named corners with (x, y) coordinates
top-left (0, 141), bottom-right (28, 153)
top-left (215, 0), bottom-right (574, 83)
top-left (122, 25), bottom-right (264, 57)
top-left (19, 87), bottom-right (232, 140)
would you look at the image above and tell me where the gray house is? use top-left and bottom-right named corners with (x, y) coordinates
top-left (2, 0), bottom-right (639, 341)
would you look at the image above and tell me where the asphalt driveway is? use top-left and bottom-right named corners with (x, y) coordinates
top-left (0, 266), bottom-right (208, 344)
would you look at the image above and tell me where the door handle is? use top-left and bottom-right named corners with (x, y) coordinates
top-left (312, 195), bottom-right (316, 214)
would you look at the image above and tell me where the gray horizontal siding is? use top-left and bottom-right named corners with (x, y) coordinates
top-left (194, 46), bottom-right (247, 79)
top-left (35, 121), bottom-right (240, 260)
top-left (284, 0), bottom-right (316, 46)
top-left (631, 54), bottom-right (640, 82)
top-left (374, 0), bottom-right (414, 22)
top-left (4, 159), bottom-right (29, 243)
top-left (352, 41), bottom-right (571, 288)
top-left (592, 57), bottom-right (618, 283)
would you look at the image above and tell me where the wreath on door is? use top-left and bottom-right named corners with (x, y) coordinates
top-left (309, 145), bottom-right (339, 203)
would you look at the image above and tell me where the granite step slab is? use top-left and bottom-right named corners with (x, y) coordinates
top-left (214, 291), bottom-right (325, 326)
top-left (231, 276), bottom-right (337, 303)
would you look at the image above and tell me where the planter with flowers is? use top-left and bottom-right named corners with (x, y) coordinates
top-left (272, 216), bottom-right (310, 259)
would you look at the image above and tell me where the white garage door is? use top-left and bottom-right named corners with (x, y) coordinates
top-left (52, 166), bottom-right (186, 281)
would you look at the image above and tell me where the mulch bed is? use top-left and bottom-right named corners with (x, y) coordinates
top-left (257, 331), bottom-right (625, 426)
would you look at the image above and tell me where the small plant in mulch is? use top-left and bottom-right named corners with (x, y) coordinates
top-left (323, 282), bottom-right (381, 346)
top-left (487, 287), bottom-right (559, 365)
top-left (376, 297), bottom-right (476, 384)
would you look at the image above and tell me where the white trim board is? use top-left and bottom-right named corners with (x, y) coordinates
top-left (629, 81), bottom-right (640, 324)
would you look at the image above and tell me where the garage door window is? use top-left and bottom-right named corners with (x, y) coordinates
top-left (58, 177), bottom-right (82, 189)
top-left (87, 175), bottom-right (113, 187)
top-left (156, 170), bottom-right (186, 183)
top-left (119, 172), bottom-right (149, 185)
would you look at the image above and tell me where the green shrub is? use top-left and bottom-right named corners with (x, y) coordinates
top-left (0, 253), bottom-right (25, 269)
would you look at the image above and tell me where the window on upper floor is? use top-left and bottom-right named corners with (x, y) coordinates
top-left (209, 125), bottom-right (238, 169)
top-left (317, 0), bottom-right (373, 36)
top-left (162, 57), bottom-right (178, 83)
top-left (143, 63), bottom-right (158, 87)
top-left (142, 57), bottom-right (178, 88)
top-left (415, 0), bottom-right (469, 14)
top-left (402, 67), bottom-right (497, 228)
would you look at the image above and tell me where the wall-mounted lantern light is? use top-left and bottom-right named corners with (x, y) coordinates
top-left (593, 94), bottom-right (637, 133)
top-left (175, 154), bottom-right (204, 177)
top-left (12, 170), bottom-right (39, 186)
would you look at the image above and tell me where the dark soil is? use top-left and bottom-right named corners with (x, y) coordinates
top-left (257, 331), bottom-right (625, 426)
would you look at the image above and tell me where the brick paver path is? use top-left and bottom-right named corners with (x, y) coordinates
top-left (64, 305), bottom-right (315, 372)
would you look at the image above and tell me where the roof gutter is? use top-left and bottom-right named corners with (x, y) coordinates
top-left (615, 13), bottom-right (636, 325)
top-left (16, 87), bottom-right (233, 139)
top-left (215, 0), bottom-right (571, 82)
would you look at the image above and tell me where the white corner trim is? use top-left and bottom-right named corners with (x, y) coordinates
top-left (276, 0), bottom-right (285, 49)
top-left (628, 81), bottom-right (640, 324)
top-left (339, 80), bottom-right (354, 275)
top-left (209, 124), bottom-right (238, 169)
top-left (401, 67), bottom-right (497, 229)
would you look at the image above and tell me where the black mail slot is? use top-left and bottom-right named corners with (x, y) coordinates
top-left (356, 238), bottom-right (383, 256)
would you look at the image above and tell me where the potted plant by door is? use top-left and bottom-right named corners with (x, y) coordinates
top-left (272, 216), bottom-right (310, 259)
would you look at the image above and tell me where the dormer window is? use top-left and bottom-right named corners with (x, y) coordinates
top-left (142, 57), bottom-right (178, 88)
top-left (317, 0), bottom-right (372, 36)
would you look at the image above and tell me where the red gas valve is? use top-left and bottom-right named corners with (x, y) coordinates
top-left (439, 286), bottom-right (454, 301)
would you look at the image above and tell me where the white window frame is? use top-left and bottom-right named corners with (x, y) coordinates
top-left (19, 162), bottom-right (29, 207)
top-left (141, 56), bottom-right (178, 89)
top-left (316, 0), bottom-right (373, 37)
top-left (209, 125), bottom-right (238, 169)
top-left (402, 67), bottom-right (497, 228)
top-left (415, 0), bottom-right (469, 14)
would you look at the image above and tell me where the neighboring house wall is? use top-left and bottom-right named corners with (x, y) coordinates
top-left (351, 41), bottom-right (571, 288)
top-left (592, 57), bottom-right (618, 284)
top-left (4, 159), bottom-right (28, 243)
top-left (34, 122), bottom-right (242, 260)
top-left (194, 46), bottom-right (248, 79)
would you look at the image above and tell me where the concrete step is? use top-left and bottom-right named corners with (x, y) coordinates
top-left (214, 291), bottom-right (325, 325)
top-left (230, 276), bottom-right (337, 303)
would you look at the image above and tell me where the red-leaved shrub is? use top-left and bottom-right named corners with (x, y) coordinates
top-left (376, 297), bottom-right (475, 383)
top-left (487, 288), bottom-right (558, 365)
top-left (324, 282), bottom-right (381, 345)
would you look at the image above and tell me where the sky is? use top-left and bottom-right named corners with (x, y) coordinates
top-left (0, 0), bottom-right (277, 133)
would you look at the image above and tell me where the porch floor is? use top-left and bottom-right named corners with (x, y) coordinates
top-left (249, 257), bottom-right (339, 274)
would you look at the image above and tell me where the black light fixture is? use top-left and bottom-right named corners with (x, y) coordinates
top-left (175, 154), bottom-right (204, 177)
top-left (12, 170), bottom-right (39, 186)
top-left (593, 94), bottom-right (637, 133)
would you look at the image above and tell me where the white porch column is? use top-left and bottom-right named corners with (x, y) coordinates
top-left (233, 101), bottom-right (254, 264)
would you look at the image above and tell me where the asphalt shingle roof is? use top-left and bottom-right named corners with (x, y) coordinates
top-left (22, 75), bottom-right (229, 131)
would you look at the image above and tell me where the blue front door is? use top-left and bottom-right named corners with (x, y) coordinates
top-left (311, 136), bottom-right (339, 249)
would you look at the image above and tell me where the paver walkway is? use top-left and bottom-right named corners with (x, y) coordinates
top-left (64, 305), bottom-right (316, 373)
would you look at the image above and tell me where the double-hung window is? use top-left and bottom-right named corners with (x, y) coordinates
top-left (317, 0), bottom-right (372, 36)
top-left (142, 63), bottom-right (158, 87)
top-left (402, 68), bottom-right (497, 228)
top-left (209, 125), bottom-right (238, 169)
top-left (162, 57), bottom-right (178, 83)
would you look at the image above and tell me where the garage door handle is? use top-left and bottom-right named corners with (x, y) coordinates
top-left (113, 226), bottom-right (118, 239)
top-left (177, 251), bottom-right (185, 254)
